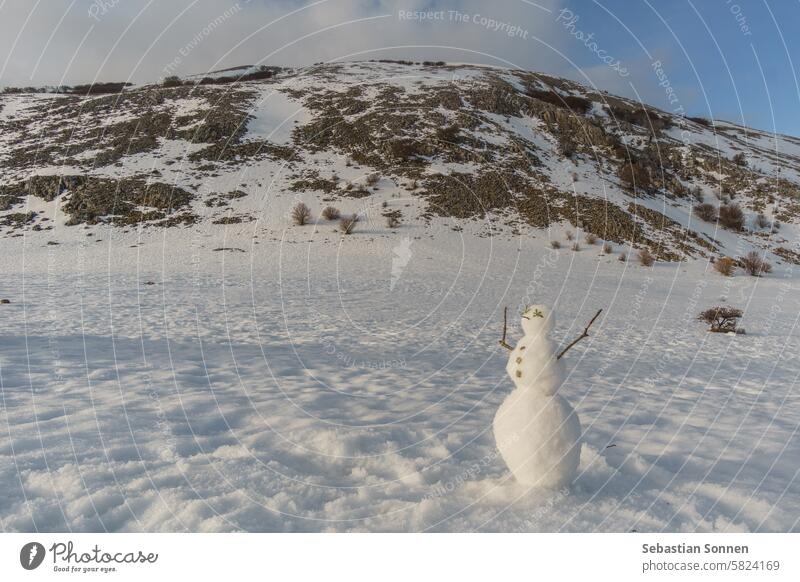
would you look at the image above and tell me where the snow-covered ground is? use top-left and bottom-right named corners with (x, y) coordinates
top-left (1, 218), bottom-right (798, 532)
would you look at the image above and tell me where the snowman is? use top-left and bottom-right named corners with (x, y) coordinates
top-left (493, 305), bottom-right (599, 488)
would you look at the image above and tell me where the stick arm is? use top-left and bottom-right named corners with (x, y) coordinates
top-left (557, 309), bottom-right (603, 360)
top-left (499, 306), bottom-right (513, 351)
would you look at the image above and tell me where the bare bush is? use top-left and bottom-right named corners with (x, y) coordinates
top-left (618, 161), bottom-right (652, 192)
top-left (603, 242), bottom-right (612, 254)
top-left (162, 75), bottom-right (183, 87)
top-left (571, 242), bottom-right (581, 252)
top-left (714, 256), bottom-right (736, 277)
top-left (321, 206), bottom-right (340, 220)
top-left (558, 135), bottom-right (577, 158)
top-left (619, 252), bottom-right (627, 262)
top-left (741, 250), bottom-right (772, 277)
top-left (732, 152), bottom-right (747, 166)
top-left (719, 203), bottom-right (745, 231)
top-left (754, 213), bottom-right (769, 229)
top-left (365, 173), bottom-right (381, 187)
top-left (565, 231), bottom-right (574, 241)
top-left (339, 214), bottom-right (359, 235)
top-left (638, 248), bottom-right (655, 266)
top-left (698, 307), bottom-right (743, 333)
top-left (291, 202), bottom-right (311, 226)
top-left (585, 233), bottom-right (598, 245)
top-left (550, 240), bottom-right (561, 249)
top-left (694, 203), bottom-right (717, 222)
top-left (386, 215), bottom-right (401, 228)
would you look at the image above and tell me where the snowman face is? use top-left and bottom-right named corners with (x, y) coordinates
top-left (520, 304), bottom-right (555, 337)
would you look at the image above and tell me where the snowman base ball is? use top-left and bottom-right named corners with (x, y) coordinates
top-left (493, 390), bottom-right (582, 488)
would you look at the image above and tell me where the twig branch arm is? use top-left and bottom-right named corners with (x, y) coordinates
top-left (499, 306), bottom-right (513, 351)
top-left (557, 309), bottom-right (603, 360)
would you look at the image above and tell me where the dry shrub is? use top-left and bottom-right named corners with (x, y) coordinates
top-left (565, 231), bottom-right (574, 241)
top-left (558, 135), bottom-right (577, 158)
top-left (714, 256), bottom-right (736, 277)
top-left (585, 233), bottom-right (598, 245)
top-left (322, 206), bottom-right (340, 220)
top-left (619, 252), bottom-right (627, 262)
top-left (386, 215), bottom-right (401, 228)
top-left (291, 202), bottom-right (311, 225)
top-left (719, 203), bottom-right (745, 231)
top-left (603, 242), bottom-right (612, 254)
top-left (741, 250), bottom-right (772, 277)
top-left (339, 214), bottom-right (359, 235)
top-left (365, 173), bottom-right (381, 187)
top-left (550, 240), bottom-right (561, 249)
top-left (694, 203), bottom-right (717, 222)
top-left (698, 307), bottom-right (743, 333)
top-left (162, 75), bottom-right (183, 87)
top-left (754, 213), bottom-right (769, 229)
top-left (638, 248), bottom-right (655, 266)
top-left (571, 242), bottom-right (581, 252)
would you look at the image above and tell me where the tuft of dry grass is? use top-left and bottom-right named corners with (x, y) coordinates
top-left (339, 214), bottom-right (359, 235)
top-left (585, 233), bottom-right (598, 245)
top-left (714, 256), bottom-right (736, 277)
top-left (638, 248), bottom-right (655, 266)
top-left (321, 206), bottom-right (340, 220)
top-left (550, 240), bottom-right (561, 249)
top-left (602, 242), bottom-right (612, 254)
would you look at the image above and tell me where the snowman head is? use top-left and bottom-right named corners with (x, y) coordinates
top-left (520, 304), bottom-right (555, 337)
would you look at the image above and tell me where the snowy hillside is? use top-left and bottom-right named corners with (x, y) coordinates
top-left (0, 61), bottom-right (798, 532)
top-left (2, 60), bottom-right (800, 262)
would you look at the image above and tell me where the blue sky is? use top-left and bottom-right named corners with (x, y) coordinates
top-left (1, 0), bottom-right (798, 136)
top-left (553, 1), bottom-right (800, 137)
